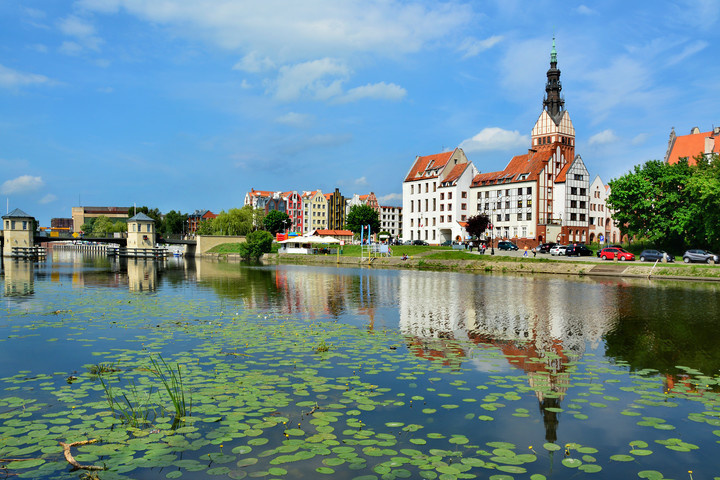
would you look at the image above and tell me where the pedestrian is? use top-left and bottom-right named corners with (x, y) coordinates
top-left (532, 246), bottom-right (537, 257)
top-left (523, 245), bottom-right (529, 257)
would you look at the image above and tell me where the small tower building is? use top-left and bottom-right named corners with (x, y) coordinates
top-left (127, 213), bottom-right (156, 251)
top-left (2, 209), bottom-right (35, 257)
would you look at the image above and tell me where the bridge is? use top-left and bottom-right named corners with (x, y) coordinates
top-left (2, 209), bottom-right (245, 258)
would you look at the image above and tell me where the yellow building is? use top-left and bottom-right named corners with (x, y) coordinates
top-left (2, 208), bottom-right (35, 257)
top-left (127, 213), bottom-right (156, 251)
top-left (302, 190), bottom-right (328, 234)
top-left (72, 206), bottom-right (130, 233)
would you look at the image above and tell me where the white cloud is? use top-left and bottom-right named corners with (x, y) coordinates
top-left (273, 58), bottom-right (349, 101)
top-left (57, 15), bottom-right (103, 53)
top-left (275, 112), bottom-right (312, 127)
top-left (39, 194), bottom-right (57, 204)
top-left (354, 176), bottom-right (368, 186)
top-left (336, 82), bottom-right (406, 104)
top-left (666, 40), bottom-right (708, 66)
top-left (458, 35), bottom-right (503, 59)
top-left (588, 129), bottom-right (619, 145)
top-left (631, 133), bottom-right (648, 145)
top-left (0, 64), bottom-right (53, 88)
top-left (576, 5), bottom-right (597, 15)
top-left (240, 79), bottom-right (252, 89)
top-left (76, 0), bottom-right (471, 62)
top-left (0, 175), bottom-right (45, 195)
top-left (378, 193), bottom-right (402, 205)
top-left (460, 127), bottom-right (529, 152)
top-left (233, 52), bottom-right (275, 73)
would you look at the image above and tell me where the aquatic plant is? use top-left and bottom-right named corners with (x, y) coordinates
top-left (149, 355), bottom-right (191, 421)
top-left (98, 375), bottom-right (156, 427)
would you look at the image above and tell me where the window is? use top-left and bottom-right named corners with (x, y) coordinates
top-left (440, 204), bottom-right (444, 211)
top-left (527, 187), bottom-right (532, 195)
top-left (461, 192), bottom-right (467, 198)
top-left (410, 202), bottom-right (414, 212)
top-left (513, 227), bottom-right (518, 237)
top-left (574, 174), bottom-right (584, 181)
top-left (432, 230), bottom-right (436, 240)
top-left (433, 182), bottom-right (437, 192)
top-left (425, 183), bottom-right (429, 193)
top-left (440, 215), bottom-right (444, 223)
top-left (522, 227), bottom-right (527, 237)
top-left (505, 214), bottom-right (510, 221)
top-left (517, 200), bottom-right (523, 208)
top-left (484, 203), bottom-right (489, 211)
top-left (527, 199), bottom-right (532, 207)
top-left (22, 221), bottom-right (27, 230)
top-left (440, 193), bottom-right (445, 200)
top-left (411, 185), bottom-right (414, 194)
top-left (425, 199), bottom-right (428, 211)
top-left (410, 219), bottom-right (414, 227)
top-left (580, 214), bottom-right (586, 221)
top-left (570, 213), bottom-right (577, 221)
top-left (505, 201), bottom-right (510, 209)
top-left (505, 189), bottom-right (510, 196)
top-left (517, 213), bottom-right (522, 220)
top-left (433, 218), bottom-right (436, 226)
top-left (448, 192), bottom-right (453, 199)
top-left (477, 192), bottom-right (482, 200)
top-left (526, 213), bottom-right (532, 220)
top-left (11, 221), bottom-right (15, 229)
top-left (433, 198), bottom-right (436, 210)
top-left (570, 200), bottom-right (577, 208)
top-left (447, 215), bottom-right (452, 222)
top-left (496, 214), bottom-right (501, 222)
top-left (570, 187), bottom-right (578, 195)
top-left (580, 188), bottom-right (587, 196)
top-left (448, 204), bottom-right (452, 210)
top-left (461, 215), bottom-right (466, 221)
top-left (485, 191), bottom-right (490, 198)
top-left (461, 203), bottom-right (467, 210)
top-left (580, 201), bottom-right (586, 209)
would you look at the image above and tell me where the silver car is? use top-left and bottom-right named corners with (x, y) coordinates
top-left (549, 244), bottom-right (567, 256)
top-left (682, 249), bottom-right (718, 264)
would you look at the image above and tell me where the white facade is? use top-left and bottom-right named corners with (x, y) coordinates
top-left (470, 182), bottom-right (537, 241)
top-left (589, 176), bottom-right (623, 245)
top-left (402, 148), bottom-right (478, 244)
top-left (379, 205), bottom-right (403, 240)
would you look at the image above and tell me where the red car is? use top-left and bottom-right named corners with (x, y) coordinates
top-left (598, 247), bottom-right (635, 261)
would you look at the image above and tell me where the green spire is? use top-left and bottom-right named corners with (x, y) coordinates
top-left (550, 36), bottom-right (557, 64)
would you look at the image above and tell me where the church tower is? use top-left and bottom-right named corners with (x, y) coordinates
top-left (530, 38), bottom-right (575, 154)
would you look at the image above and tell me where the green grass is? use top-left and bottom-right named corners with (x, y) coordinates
top-left (338, 245), bottom-right (452, 257)
top-left (150, 355), bottom-right (191, 424)
top-left (207, 243), bottom-right (244, 253)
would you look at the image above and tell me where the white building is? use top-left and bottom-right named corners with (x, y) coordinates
top-left (402, 148), bottom-right (479, 244)
top-left (379, 205), bottom-right (403, 241)
top-left (589, 176), bottom-right (623, 245)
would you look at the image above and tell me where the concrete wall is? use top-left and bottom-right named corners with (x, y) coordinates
top-left (196, 235), bottom-right (246, 255)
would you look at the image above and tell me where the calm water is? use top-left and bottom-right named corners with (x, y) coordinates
top-left (1, 251), bottom-right (719, 479)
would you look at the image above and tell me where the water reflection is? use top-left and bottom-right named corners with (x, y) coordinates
top-left (3, 259), bottom-right (35, 297)
top-left (127, 259), bottom-right (158, 292)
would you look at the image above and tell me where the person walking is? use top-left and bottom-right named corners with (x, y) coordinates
top-left (523, 245), bottom-right (529, 257)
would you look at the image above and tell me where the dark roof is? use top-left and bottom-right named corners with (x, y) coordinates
top-left (2, 208), bottom-right (33, 219)
top-left (128, 212), bottom-right (155, 222)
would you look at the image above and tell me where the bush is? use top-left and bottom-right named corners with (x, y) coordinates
top-left (239, 230), bottom-right (274, 261)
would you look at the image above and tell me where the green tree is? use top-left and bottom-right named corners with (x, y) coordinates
top-left (238, 230), bottom-right (274, 261)
top-left (345, 204), bottom-right (380, 235)
top-left (263, 210), bottom-right (291, 235)
top-left (199, 206), bottom-right (259, 236)
top-left (465, 214), bottom-right (490, 239)
top-left (608, 155), bottom-right (720, 251)
top-left (130, 206), bottom-right (163, 232)
top-left (163, 210), bottom-right (188, 235)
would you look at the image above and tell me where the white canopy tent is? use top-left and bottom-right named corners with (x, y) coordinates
top-left (278, 235), bottom-right (341, 254)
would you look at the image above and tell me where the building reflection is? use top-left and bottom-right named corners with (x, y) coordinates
top-left (127, 259), bottom-right (157, 292)
top-left (3, 259), bottom-right (35, 297)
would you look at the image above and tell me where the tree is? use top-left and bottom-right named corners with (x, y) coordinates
top-left (238, 230), bottom-right (274, 261)
top-left (163, 210), bottom-right (188, 235)
top-left (198, 206), bottom-right (259, 236)
top-left (345, 205), bottom-right (380, 235)
top-left (607, 155), bottom-right (720, 251)
top-left (465, 214), bottom-right (490, 240)
top-left (263, 210), bottom-right (291, 235)
top-left (130, 206), bottom-right (163, 232)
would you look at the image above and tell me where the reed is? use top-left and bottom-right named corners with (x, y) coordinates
top-left (149, 355), bottom-right (191, 421)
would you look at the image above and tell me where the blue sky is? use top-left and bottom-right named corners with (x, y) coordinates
top-left (1, 0), bottom-right (719, 226)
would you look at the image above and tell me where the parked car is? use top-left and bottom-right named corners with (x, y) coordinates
top-left (598, 247), bottom-right (635, 261)
top-left (403, 240), bottom-right (413, 245)
top-left (682, 249), bottom-right (719, 264)
top-left (497, 241), bottom-right (519, 251)
top-left (565, 244), bottom-right (593, 257)
top-left (549, 244), bottom-right (567, 256)
top-left (441, 240), bottom-right (453, 246)
top-left (639, 249), bottom-right (675, 262)
top-left (537, 242), bottom-right (557, 253)
top-left (412, 240), bottom-right (429, 246)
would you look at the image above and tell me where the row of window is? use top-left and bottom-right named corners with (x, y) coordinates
top-left (569, 200), bottom-right (587, 209)
top-left (4, 220), bottom-right (28, 230)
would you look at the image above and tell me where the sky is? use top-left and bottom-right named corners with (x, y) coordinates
top-left (1, 0), bottom-right (719, 226)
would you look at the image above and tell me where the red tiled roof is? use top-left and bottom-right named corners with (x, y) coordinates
top-left (359, 194), bottom-right (369, 200)
top-left (439, 163), bottom-right (469, 186)
top-left (404, 150), bottom-right (455, 182)
top-left (554, 161), bottom-right (572, 183)
top-left (314, 229), bottom-right (354, 236)
top-left (471, 146), bottom-right (554, 187)
top-left (249, 189), bottom-right (274, 197)
top-left (324, 193), bottom-right (332, 200)
top-left (302, 190), bottom-right (318, 198)
top-left (667, 130), bottom-right (720, 165)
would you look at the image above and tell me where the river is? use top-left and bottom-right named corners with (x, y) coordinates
top-left (1, 251), bottom-right (719, 479)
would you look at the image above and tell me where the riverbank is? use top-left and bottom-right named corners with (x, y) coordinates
top-left (199, 250), bottom-right (720, 282)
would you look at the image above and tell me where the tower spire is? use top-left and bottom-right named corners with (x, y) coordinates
top-left (543, 37), bottom-right (564, 123)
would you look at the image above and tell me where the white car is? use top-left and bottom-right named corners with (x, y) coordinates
top-left (549, 245), bottom-right (567, 256)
